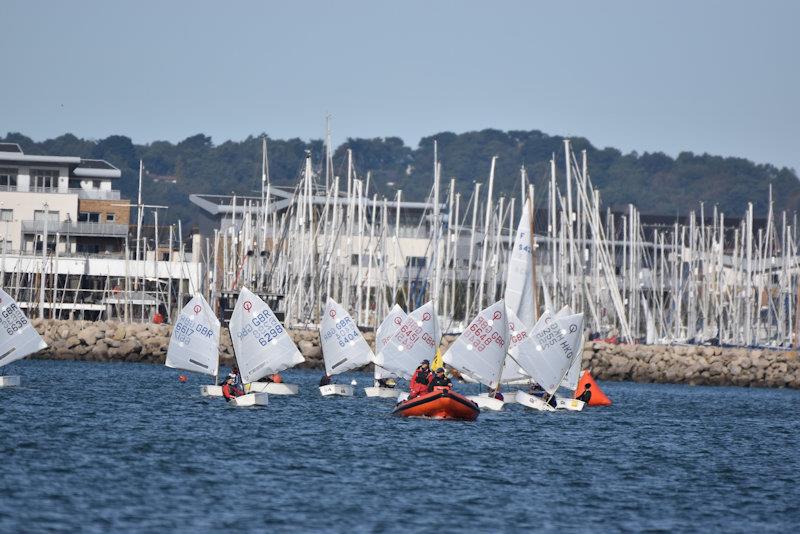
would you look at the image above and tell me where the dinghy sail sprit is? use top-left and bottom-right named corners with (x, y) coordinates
top-left (0, 287), bottom-right (47, 387)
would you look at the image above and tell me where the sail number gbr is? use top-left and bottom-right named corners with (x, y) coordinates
top-left (465, 316), bottom-right (505, 352)
top-left (173, 315), bottom-right (214, 345)
top-left (0, 303), bottom-right (28, 335)
top-left (238, 310), bottom-right (284, 346)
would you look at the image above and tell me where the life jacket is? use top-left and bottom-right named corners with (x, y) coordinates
top-left (222, 383), bottom-right (243, 400)
top-left (411, 367), bottom-right (432, 388)
top-left (428, 375), bottom-right (452, 390)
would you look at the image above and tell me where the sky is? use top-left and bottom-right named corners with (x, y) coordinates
top-left (2, 0), bottom-right (798, 171)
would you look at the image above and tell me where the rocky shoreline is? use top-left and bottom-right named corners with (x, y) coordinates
top-left (28, 319), bottom-right (800, 389)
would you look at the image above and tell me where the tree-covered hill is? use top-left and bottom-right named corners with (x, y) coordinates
top-left (2, 129), bottom-right (797, 230)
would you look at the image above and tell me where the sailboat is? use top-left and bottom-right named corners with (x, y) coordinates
top-left (318, 298), bottom-right (373, 396)
top-left (164, 294), bottom-right (221, 396)
top-left (228, 287), bottom-right (305, 407)
top-left (443, 300), bottom-right (509, 412)
top-left (373, 300), bottom-right (440, 380)
top-left (512, 309), bottom-right (585, 412)
top-left (0, 288), bottom-right (47, 387)
top-left (364, 304), bottom-right (407, 398)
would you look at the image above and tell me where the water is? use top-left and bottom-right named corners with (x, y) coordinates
top-left (1, 359), bottom-right (798, 532)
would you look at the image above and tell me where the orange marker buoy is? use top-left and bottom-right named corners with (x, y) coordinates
top-left (271, 373), bottom-right (283, 383)
top-left (575, 371), bottom-right (612, 406)
top-left (178, 375), bottom-right (188, 383)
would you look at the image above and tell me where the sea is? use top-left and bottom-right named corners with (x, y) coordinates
top-left (1, 359), bottom-right (798, 532)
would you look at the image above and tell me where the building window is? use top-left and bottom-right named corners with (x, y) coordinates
top-left (0, 209), bottom-right (12, 222)
top-left (78, 212), bottom-right (100, 223)
top-left (1, 240), bottom-right (11, 252)
top-left (33, 210), bottom-right (59, 222)
top-left (0, 168), bottom-right (18, 191)
top-left (406, 256), bottom-right (427, 268)
top-left (31, 169), bottom-right (59, 192)
top-left (106, 213), bottom-right (115, 222)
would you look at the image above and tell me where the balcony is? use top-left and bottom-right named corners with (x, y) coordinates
top-left (0, 185), bottom-right (121, 200)
top-left (68, 188), bottom-right (121, 200)
top-left (21, 220), bottom-right (128, 237)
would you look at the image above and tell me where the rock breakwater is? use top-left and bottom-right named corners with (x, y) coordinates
top-left (28, 319), bottom-right (800, 389)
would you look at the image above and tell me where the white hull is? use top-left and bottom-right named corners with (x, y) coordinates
top-left (514, 390), bottom-right (556, 412)
top-left (0, 375), bottom-right (21, 387)
top-left (364, 386), bottom-right (404, 398)
top-left (556, 397), bottom-right (585, 411)
top-left (396, 391), bottom-right (410, 402)
top-left (467, 394), bottom-right (505, 411)
top-left (246, 382), bottom-right (299, 395)
top-left (201, 385), bottom-right (223, 397)
top-left (228, 392), bottom-right (268, 407)
top-left (319, 384), bottom-right (354, 397)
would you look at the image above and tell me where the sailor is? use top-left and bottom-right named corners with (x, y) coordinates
top-left (376, 377), bottom-right (397, 389)
top-left (428, 368), bottom-right (452, 391)
top-left (319, 374), bottom-right (332, 387)
top-left (409, 359), bottom-right (432, 398)
top-left (529, 382), bottom-right (557, 409)
top-left (576, 382), bottom-right (592, 403)
top-left (221, 376), bottom-right (245, 400)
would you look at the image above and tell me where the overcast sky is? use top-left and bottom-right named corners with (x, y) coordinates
top-left (2, 0), bottom-right (798, 171)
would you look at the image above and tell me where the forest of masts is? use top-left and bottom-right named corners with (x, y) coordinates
top-left (204, 135), bottom-right (800, 349)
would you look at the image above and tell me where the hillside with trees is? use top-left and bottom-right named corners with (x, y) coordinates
top-left (2, 129), bottom-right (797, 230)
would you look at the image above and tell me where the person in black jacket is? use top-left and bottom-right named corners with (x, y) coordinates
top-left (428, 368), bottom-right (452, 391)
top-left (576, 383), bottom-right (592, 403)
top-left (319, 374), bottom-right (332, 387)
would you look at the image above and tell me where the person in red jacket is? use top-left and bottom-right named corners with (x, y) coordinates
top-left (221, 377), bottom-right (245, 400)
top-left (409, 359), bottom-right (432, 398)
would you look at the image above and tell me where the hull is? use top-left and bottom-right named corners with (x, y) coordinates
top-left (392, 389), bottom-right (480, 421)
top-left (319, 384), bottom-right (354, 397)
top-left (228, 392), bottom-right (268, 407)
top-left (514, 390), bottom-right (556, 412)
top-left (247, 382), bottom-right (300, 395)
top-left (467, 394), bottom-right (505, 411)
top-left (201, 385), bottom-right (223, 397)
top-left (0, 375), bottom-right (21, 387)
top-left (364, 386), bottom-right (405, 398)
top-left (557, 397), bottom-right (585, 411)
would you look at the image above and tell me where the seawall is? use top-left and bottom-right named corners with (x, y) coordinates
top-left (28, 319), bottom-right (800, 389)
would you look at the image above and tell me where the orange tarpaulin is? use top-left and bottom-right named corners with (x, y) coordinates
top-left (575, 371), bottom-right (612, 406)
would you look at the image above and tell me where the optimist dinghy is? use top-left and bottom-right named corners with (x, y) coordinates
top-left (443, 301), bottom-right (510, 412)
top-left (0, 288), bottom-right (48, 387)
top-left (365, 304), bottom-right (408, 398)
top-left (318, 298), bottom-right (373, 397)
top-left (374, 301), bottom-right (440, 381)
top-left (392, 387), bottom-right (480, 421)
top-left (228, 287), bottom-right (305, 407)
top-left (164, 294), bottom-right (222, 397)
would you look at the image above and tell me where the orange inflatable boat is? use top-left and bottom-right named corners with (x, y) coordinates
top-left (393, 387), bottom-right (480, 421)
top-left (575, 371), bottom-right (612, 406)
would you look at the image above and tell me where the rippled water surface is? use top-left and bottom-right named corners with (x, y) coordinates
top-left (1, 359), bottom-right (799, 532)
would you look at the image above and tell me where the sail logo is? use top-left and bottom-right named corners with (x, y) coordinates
top-left (243, 301), bottom-right (252, 312)
top-left (193, 305), bottom-right (202, 314)
top-left (393, 317), bottom-right (402, 325)
top-left (329, 309), bottom-right (336, 318)
top-left (422, 312), bottom-right (431, 321)
top-left (492, 311), bottom-right (502, 321)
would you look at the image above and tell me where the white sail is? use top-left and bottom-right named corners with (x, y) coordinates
top-left (504, 198), bottom-right (535, 330)
top-left (374, 301), bottom-right (439, 379)
top-left (165, 294), bottom-right (220, 378)
top-left (374, 304), bottom-right (407, 380)
top-left (444, 300), bottom-right (509, 389)
top-left (513, 310), bottom-right (584, 394)
top-left (560, 347), bottom-right (583, 391)
top-left (230, 287), bottom-right (304, 383)
top-left (499, 305), bottom-right (533, 383)
top-left (320, 298), bottom-right (374, 376)
top-left (0, 288), bottom-right (47, 368)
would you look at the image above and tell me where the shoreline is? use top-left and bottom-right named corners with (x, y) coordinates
top-left (28, 319), bottom-right (800, 389)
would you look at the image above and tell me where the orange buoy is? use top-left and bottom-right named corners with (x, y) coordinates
top-left (575, 371), bottom-right (612, 406)
top-left (178, 375), bottom-right (188, 383)
top-left (271, 373), bottom-right (283, 383)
